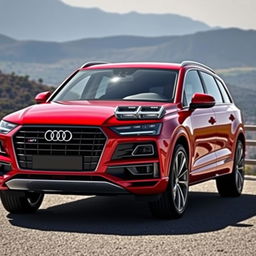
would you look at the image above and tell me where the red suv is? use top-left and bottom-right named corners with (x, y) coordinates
top-left (0, 61), bottom-right (245, 218)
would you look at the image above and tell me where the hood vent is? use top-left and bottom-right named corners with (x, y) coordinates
top-left (115, 106), bottom-right (165, 120)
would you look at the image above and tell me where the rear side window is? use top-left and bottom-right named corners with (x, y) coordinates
top-left (200, 72), bottom-right (223, 104)
top-left (216, 79), bottom-right (232, 103)
top-left (183, 70), bottom-right (204, 106)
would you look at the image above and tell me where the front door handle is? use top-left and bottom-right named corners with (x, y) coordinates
top-left (229, 114), bottom-right (235, 122)
top-left (208, 117), bottom-right (216, 125)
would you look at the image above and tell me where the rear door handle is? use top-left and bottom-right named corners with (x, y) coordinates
top-left (208, 117), bottom-right (216, 125)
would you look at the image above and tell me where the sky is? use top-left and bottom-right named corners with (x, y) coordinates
top-left (62, 0), bottom-right (256, 30)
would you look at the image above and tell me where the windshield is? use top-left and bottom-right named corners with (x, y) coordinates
top-left (52, 68), bottom-right (178, 102)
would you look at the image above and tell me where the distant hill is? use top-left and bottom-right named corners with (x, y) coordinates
top-left (0, 71), bottom-right (54, 118)
top-left (0, 34), bottom-right (16, 45)
top-left (226, 83), bottom-right (256, 123)
top-left (0, 0), bottom-right (211, 41)
top-left (0, 28), bottom-right (256, 69)
top-left (219, 68), bottom-right (256, 91)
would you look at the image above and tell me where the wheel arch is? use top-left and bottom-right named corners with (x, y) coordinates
top-left (236, 131), bottom-right (246, 159)
top-left (237, 132), bottom-right (245, 147)
top-left (175, 136), bottom-right (190, 156)
top-left (234, 125), bottom-right (246, 153)
top-left (165, 128), bottom-right (191, 177)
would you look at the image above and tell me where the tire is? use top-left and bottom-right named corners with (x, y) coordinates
top-left (149, 144), bottom-right (189, 219)
top-left (0, 190), bottom-right (44, 214)
top-left (216, 140), bottom-right (245, 197)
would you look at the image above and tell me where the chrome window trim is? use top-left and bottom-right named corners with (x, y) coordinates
top-left (181, 67), bottom-right (234, 109)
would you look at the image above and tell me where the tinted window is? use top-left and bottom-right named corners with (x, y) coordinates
top-left (52, 68), bottom-right (178, 102)
top-left (216, 79), bottom-right (232, 103)
top-left (200, 72), bottom-right (223, 103)
top-left (183, 70), bottom-right (204, 106)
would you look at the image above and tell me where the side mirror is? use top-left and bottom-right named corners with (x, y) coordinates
top-left (189, 93), bottom-right (215, 109)
top-left (34, 91), bottom-right (52, 104)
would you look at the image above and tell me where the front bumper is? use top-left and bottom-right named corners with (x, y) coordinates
top-left (0, 124), bottom-right (171, 195)
top-left (5, 178), bottom-right (129, 195)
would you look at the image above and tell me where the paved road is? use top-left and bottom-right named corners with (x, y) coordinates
top-left (1, 177), bottom-right (256, 256)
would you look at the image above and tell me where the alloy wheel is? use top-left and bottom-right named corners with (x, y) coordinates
top-left (172, 150), bottom-right (189, 213)
top-left (235, 142), bottom-right (244, 193)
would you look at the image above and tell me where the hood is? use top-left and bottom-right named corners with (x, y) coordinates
top-left (4, 101), bottom-right (174, 126)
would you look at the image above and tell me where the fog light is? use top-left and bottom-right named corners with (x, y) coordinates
top-left (0, 162), bottom-right (11, 175)
top-left (107, 163), bottom-right (159, 179)
top-left (127, 165), bottom-right (153, 175)
top-left (132, 144), bottom-right (154, 156)
top-left (126, 163), bottom-right (159, 178)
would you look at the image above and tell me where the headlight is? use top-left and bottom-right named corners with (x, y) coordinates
top-left (110, 123), bottom-right (162, 136)
top-left (0, 120), bottom-right (17, 134)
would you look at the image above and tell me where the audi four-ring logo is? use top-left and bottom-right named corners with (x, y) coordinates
top-left (44, 130), bottom-right (73, 142)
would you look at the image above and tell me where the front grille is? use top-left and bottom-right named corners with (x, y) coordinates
top-left (13, 125), bottom-right (107, 171)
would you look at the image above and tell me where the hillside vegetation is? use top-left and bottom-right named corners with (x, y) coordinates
top-left (0, 71), bottom-right (54, 118)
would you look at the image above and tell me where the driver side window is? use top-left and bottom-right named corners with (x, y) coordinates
top-left (183, 70), bottom-right (204, 107)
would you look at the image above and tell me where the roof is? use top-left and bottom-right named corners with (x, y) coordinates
top-left (80, 61), bottom-right (215, 74)
top-left (81, 62), bottom-right (182, 70)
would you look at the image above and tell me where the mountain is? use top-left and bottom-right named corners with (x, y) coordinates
top-left (0, 0), bottom-right (211, 41)
top-left (0, 28), bottom-right (256, 68)
top-left (0, 34), bottom-right (16, 45)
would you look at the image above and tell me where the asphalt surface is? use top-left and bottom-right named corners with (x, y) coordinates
top-left (1, 177), bottom-right (256, 256)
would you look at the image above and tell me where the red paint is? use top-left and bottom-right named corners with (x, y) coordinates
top-left (0, 62), bottom-right (245, 194)
top-left (191, 93), bottom-right (215, 107)
top-left (34, 91), bottom-right (52, 104)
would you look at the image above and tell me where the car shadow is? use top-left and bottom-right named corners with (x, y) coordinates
top-left (6, 190), bottom-right (256, 236)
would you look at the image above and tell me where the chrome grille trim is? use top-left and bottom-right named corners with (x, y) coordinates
top-left (13, 125), bottom-right (107, 172)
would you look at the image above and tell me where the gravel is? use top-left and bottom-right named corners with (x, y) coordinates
top-left (1, 177), bottom-right (256, 256)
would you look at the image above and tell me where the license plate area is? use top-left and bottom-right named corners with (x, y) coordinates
top-left (32, 155), bottom-right (83, 171)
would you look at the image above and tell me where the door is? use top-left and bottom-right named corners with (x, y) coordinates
top-left (199, 72), bottom-right (234, 175)
top-left (182, 70), bottom-right (217, 182)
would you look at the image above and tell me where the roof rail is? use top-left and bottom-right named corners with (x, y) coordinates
top-left (80, 61), bottom-right (108, 69)
top-left (181, 61), bottom-right (215, 74)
